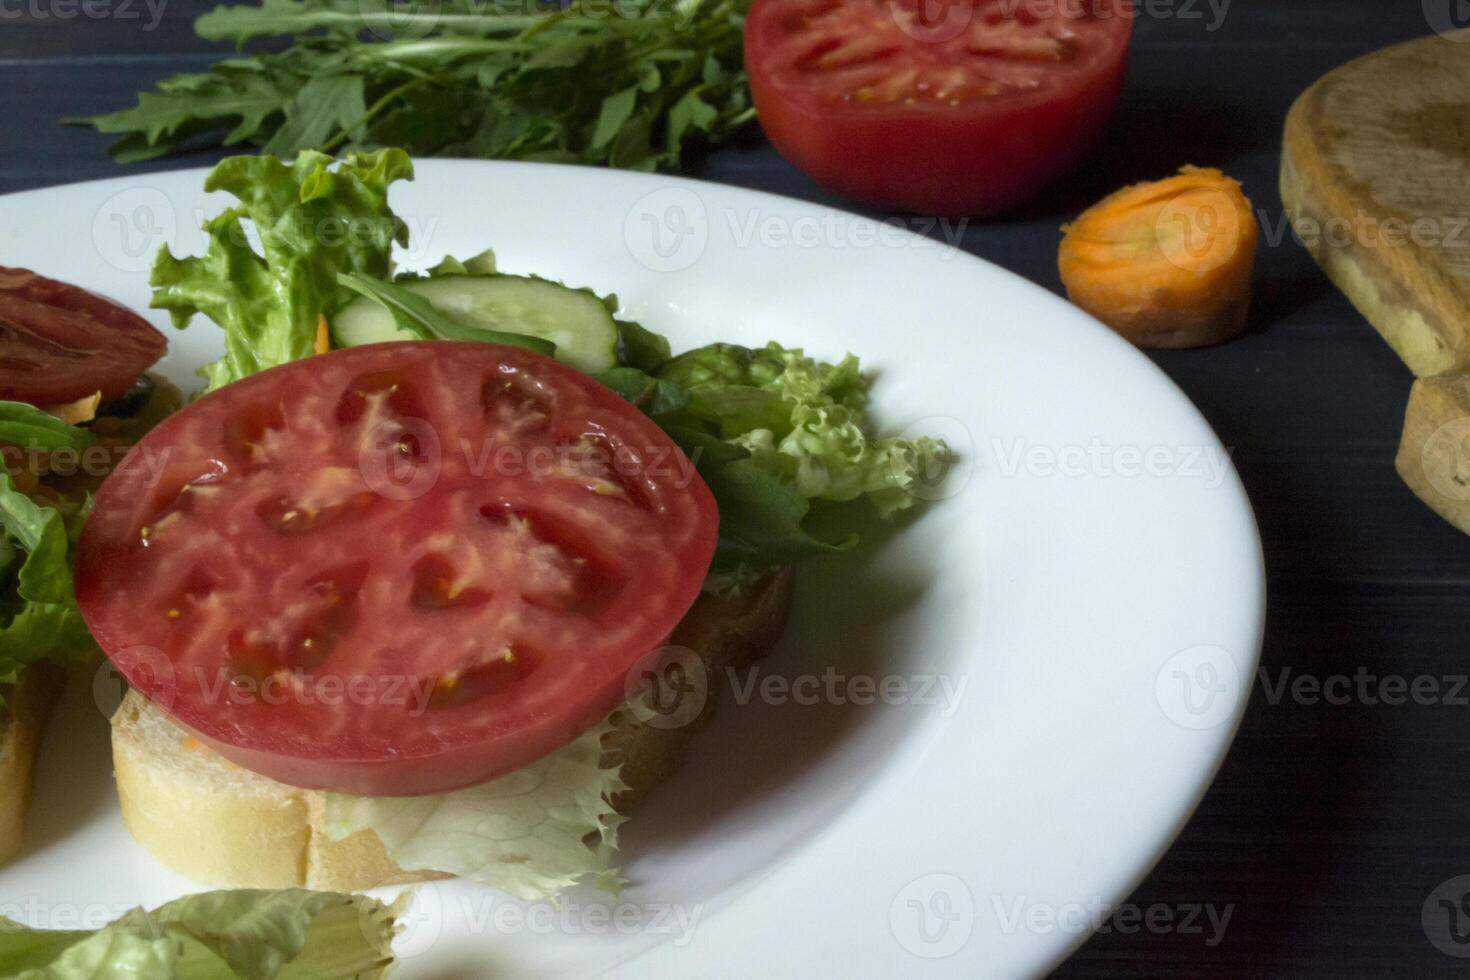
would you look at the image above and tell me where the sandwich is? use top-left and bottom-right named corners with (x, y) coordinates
top-left (68, 149), bottom-right (949, 899)
top-left (0, 266), bottom-right (176, 865)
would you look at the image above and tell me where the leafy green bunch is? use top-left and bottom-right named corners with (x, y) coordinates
top-left (80, 0), bottom-right (755, 171)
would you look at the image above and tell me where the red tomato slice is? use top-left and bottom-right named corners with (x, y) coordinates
top-left (0, 266), bottom-right (167, 405)
top-left (76, 341), bottom-right (719, 796)
top-left (745, 0), bottom-right (1133, 217)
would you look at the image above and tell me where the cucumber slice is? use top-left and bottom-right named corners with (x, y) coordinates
top-left (332, 275), bottom-right (618, 373)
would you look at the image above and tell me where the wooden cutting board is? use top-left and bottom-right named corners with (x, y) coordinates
top-left (1282, 30), bottom-right (1470, 536)
top-left (1281, 28), bottom-right (1470, 378)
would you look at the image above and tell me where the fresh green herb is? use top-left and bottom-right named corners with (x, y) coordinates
top-left (0, 402), bottom-right (96, 453)
top-left (75, 0), bottom-right (754, 173)
top-left (0, 888), bottom-right (400, 979)
top-left (336, 272), bottom-right (558, 355)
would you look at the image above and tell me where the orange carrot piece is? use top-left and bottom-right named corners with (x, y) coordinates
top-left (1058, 166), bottom-right (1259, 349)
top-left (315, 314), bottom-right (331, 355)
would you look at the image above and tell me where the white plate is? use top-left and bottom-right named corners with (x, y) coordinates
top-left (0, 161), bottom-right (1263, 979)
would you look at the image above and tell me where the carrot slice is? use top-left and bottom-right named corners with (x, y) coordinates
top-left (1058, 166), bottom-right (1258, 349)
top-left (314, 314), bottom-right (331, 355)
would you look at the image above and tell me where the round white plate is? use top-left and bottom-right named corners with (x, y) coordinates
top-left (0, 161), bottom-right (1263, 979)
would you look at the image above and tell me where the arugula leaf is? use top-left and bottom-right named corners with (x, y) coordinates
top-left (592, 366), bottom-right (691, 419)
top-left (263, 73), bottom-right (367, 156)
top-left (0, 402), bottom-right (96, 452)
top-left (74, 0), bottom-right (754, 173)
top-left (336, 272), bottom-right (557, 356)
top-left (0, 889), bottom-right (400, 979)
top-left (613, 319), bottom-right (672, 373)
top-left (668, 425), bottom-right (848, 568)
top-left (151, 149), bottom-right (413, 390)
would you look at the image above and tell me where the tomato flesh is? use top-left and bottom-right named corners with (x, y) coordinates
top-left (0, 266), bottom-right (167, 405)
top-left (745, 0), bottom-right (1133, 216)
top-left (76, 342), bottom-right (719, 796)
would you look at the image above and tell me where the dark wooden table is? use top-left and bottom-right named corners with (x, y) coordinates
top-left (4, 1), bottom-right (1467, 976)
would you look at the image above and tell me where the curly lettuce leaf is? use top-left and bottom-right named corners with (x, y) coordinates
top-left (663, 342), bottom-right (949, 518)
top-left (150, 149), bottom-right (413, 391)
top-left (323, 714), bottom-right (630, 901)
top-left (595, 341), bottom-right (950, 586)
top-left (0, 888), bottom-right (400, 980)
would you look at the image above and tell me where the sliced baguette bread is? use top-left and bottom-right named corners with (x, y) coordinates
top-left (0, 664), bottom-right (64, 867)
top-left (1280, 29), bottom-right (1470, 377)
top-left (112, 569), bottom-right (794, 891)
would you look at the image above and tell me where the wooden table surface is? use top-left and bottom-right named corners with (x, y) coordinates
top-left (4, 1), bottom-right (1468, 976)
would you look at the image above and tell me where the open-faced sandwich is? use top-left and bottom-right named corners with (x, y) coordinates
top-left (61, 149), bottom-right (948, 901)
top-left (0, 266), bottom-right (179, 866)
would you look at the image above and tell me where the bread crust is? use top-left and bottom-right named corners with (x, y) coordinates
top-left (0, 664), bottom-right (64, 867)
top-left (1279, 30), bottom-right (1470, 377)
top-left (111, 569), bottom-right (795, 890)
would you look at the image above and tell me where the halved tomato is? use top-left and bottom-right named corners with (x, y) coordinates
top-left (0, 266), bottom-right (167, 405)
top-left (745, 0), bottom-right (1134, 217)
top-left (76, 342), bottom-right (719, 796)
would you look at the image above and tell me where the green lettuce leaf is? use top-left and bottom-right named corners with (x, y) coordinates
top-left (324, 713), bottom-right (631, 901)
top-left (0, 888), bottom-right (400, 979)
top-left (616, 341), bottom-right (950, 585)
top-left (150, 149), bottom-right (413, 391)
top-left (662, 342), bottom-right (948, 516)
top-left (0, 410), bottom-right (98, 695)
top-left (417, 248), bottom-right (497, 279)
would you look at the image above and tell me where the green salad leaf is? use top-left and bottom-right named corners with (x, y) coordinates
top-left (594, 340), bottom-right (951, 588)
top-left (0, 405), bottom-right (100, 695)
top-left (151, 149), bottom-right (413, 391)
top-left (0, 888), bottom-right (400, 979)
top-left (324, 712), bottom-right (630, 901)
